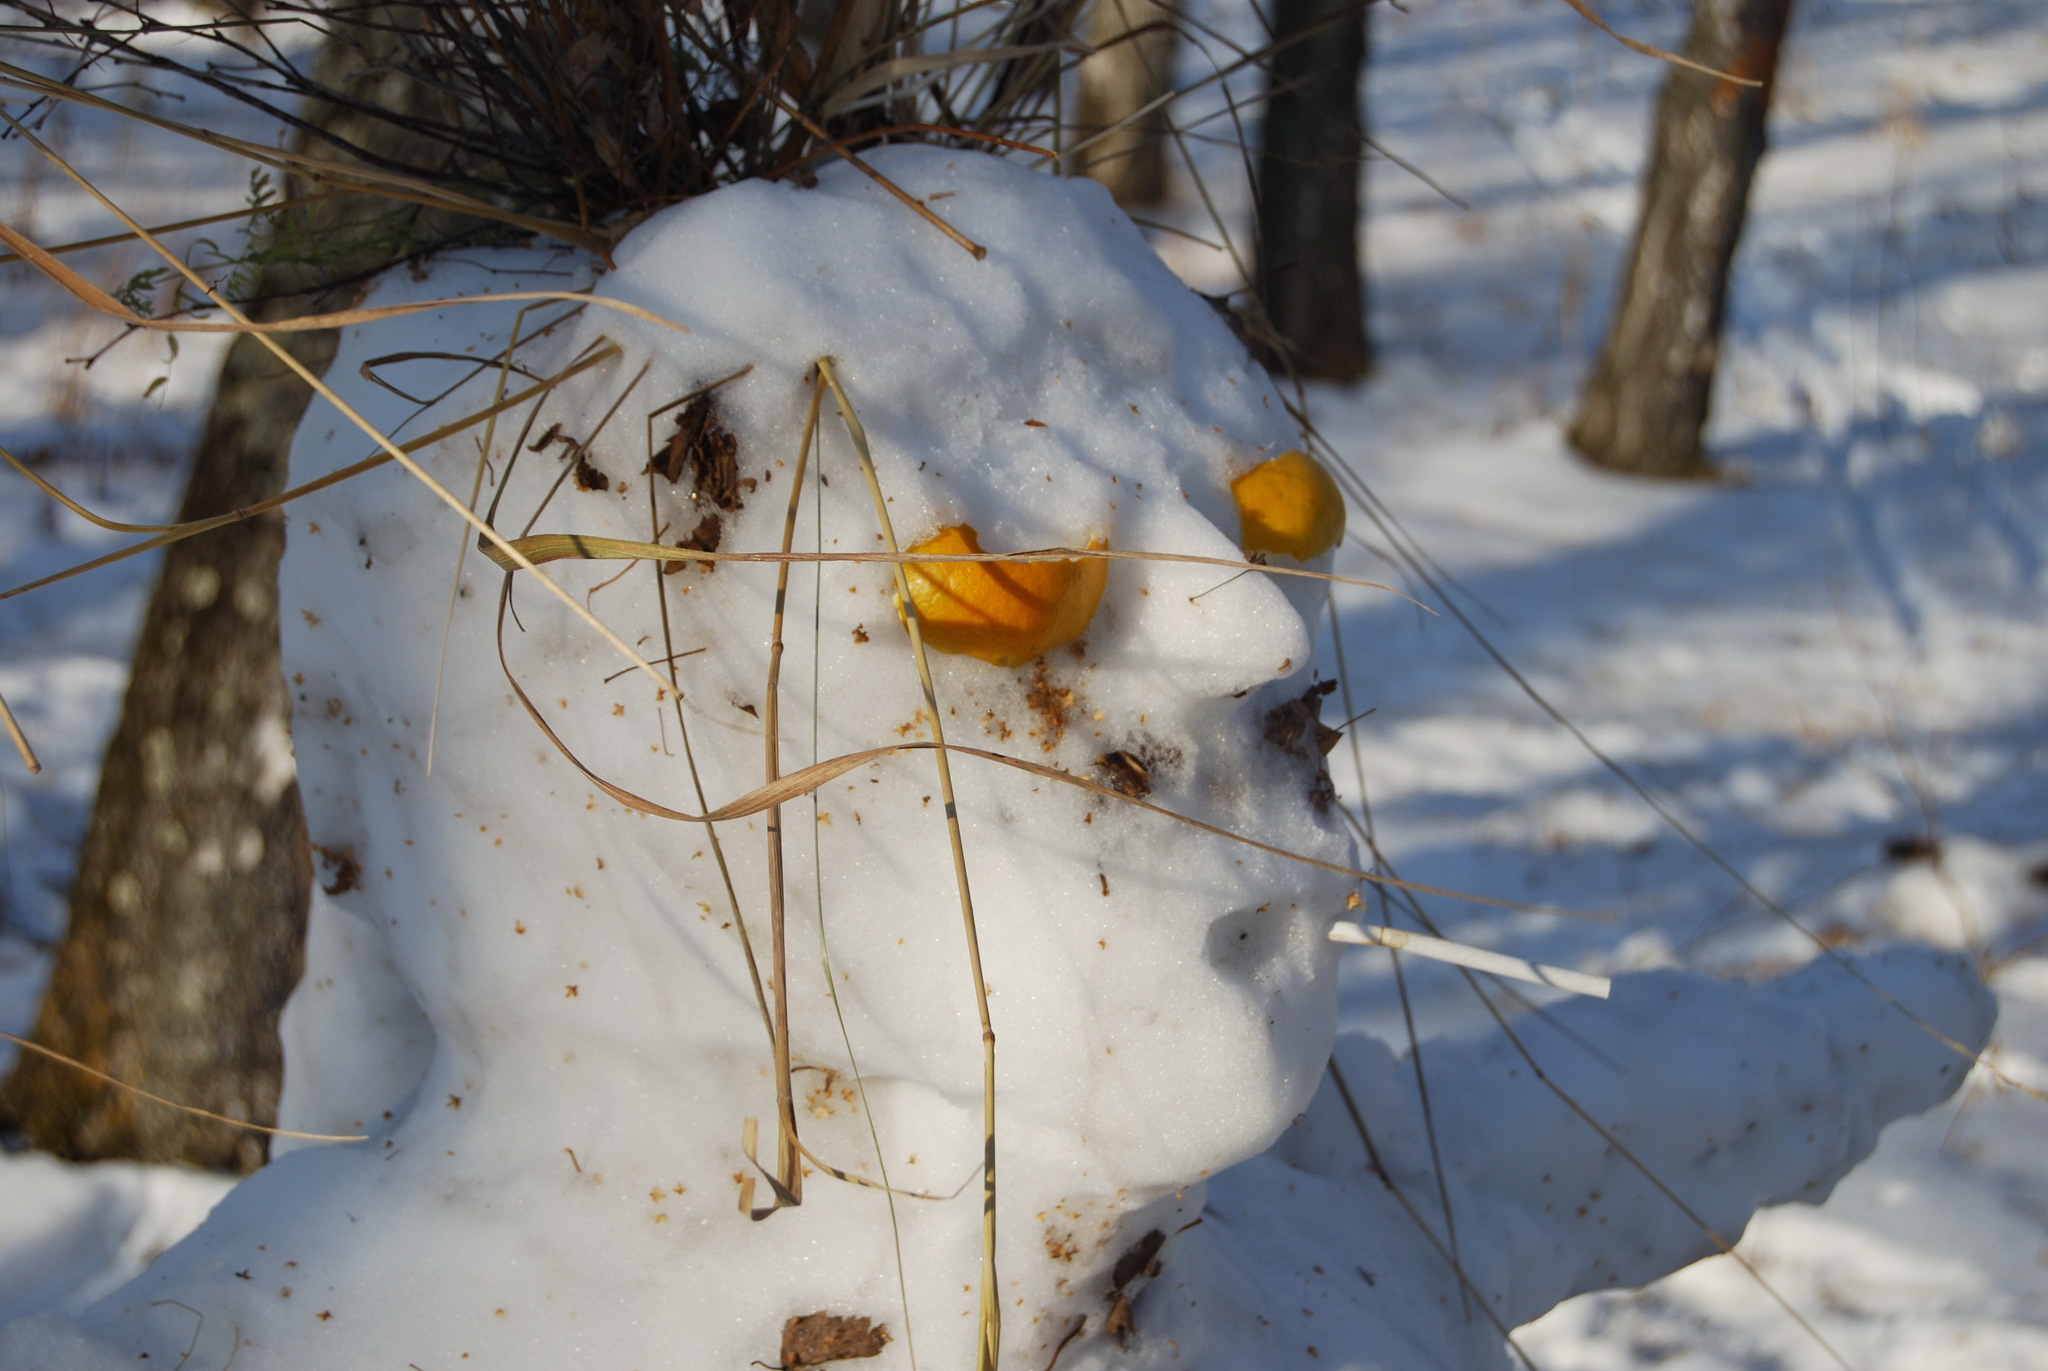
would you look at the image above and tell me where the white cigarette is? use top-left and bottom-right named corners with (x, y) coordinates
top-left (1328, 921), bottom-right (1612, 999)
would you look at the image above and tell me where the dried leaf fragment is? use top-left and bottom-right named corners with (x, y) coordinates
top-left (1262, 679), bottom-right (1339, 758)
top-left (1095, 749), bottom-right (1152, 799)
top-left (1262, 679), bottom-right (1343, 813)
top-left (654, 394), bottom-right (748, 510)
top-left (313, 843), bottom-right (361, 896)
top-left (662, 512), bottom-right (724, 574)
top-left (572, 452), bottom-right (609, 492)
top-left (1105, 1228), bottom-right (1167, 1346)
top-left (1110, 1229), bottom-right (1166, 1292)
top-left (779, 1312), bottom-right (890, 1367)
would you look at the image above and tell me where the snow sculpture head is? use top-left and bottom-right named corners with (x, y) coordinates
top-left (178, 147), bottom-right (1357, 1370)
top-left (0, 148), bottom-right (1998, 1371)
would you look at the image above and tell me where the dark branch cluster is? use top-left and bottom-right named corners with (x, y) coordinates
top-left (0, 0), bottom-right (1090, 241)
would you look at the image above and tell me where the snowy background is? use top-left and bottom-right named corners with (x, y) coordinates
top-left (2, 0), bottom-right (2045, 1365)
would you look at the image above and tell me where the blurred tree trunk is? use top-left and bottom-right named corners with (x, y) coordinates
top-left (0, 22), bottom-right (465, 1173)
top-left (1569, 0), bottom-right (1792, 478)
top-left (1255, 0), bottom-right (1371, 382)
top-left (1074, 0), bottom-right (1180, 208)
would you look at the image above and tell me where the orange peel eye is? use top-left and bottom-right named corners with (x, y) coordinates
top-left (901, 523), bottom-right (1107, 669)
top-left (1230, 449), bottom-right (1346, 561)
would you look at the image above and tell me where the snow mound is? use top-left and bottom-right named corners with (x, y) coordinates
top-left (0, 1152), bottom-right (233, 1327)
top-left (1182, 946), bottom-right (1992, 1369)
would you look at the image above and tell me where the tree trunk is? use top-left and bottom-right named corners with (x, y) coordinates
top-left (1074, 0), bottom-right (1180, 209)
top-left (1255, 0), bottom-right (1371, 383)
top-left (0, 24), bottom-right (465, 1174)
top-left (1569, 0), bottom-right (1792, 478)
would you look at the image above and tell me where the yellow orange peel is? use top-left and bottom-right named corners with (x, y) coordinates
top-left (1230, 449), bottom-right (1346, 561)
top-left (901, 523), bottom-right (1107, 668)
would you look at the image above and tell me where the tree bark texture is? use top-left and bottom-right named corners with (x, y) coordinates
top-left (0, 23), bottom-right (467, 1173)
top-left (1255, 0), bottom-right (1371, 382)
top-left (1074, 0), bottom-right (1180, 209)
top-left (1569, 0), bottom-right (1791, 478)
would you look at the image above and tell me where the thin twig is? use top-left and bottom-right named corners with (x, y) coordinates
top-left (760, 376), bottom-right (828, 1212)
top-left (427, 302), bottom-right (582, 775)
top-left (1, 1031), bottom-right (366, 1142)
top-left (0, 110), bottom-right (695, 739)
top-left (771, 97), bottom-right (989, 261)
top-left (1, 342), bottom-right (620, 599)
top-left (0, 687), bottom-right (38, 774)
top-left (472, 531), bottom-right (1421, 605)
top-left (1326, 1057), bottom-right (1548, 1371)
top-left (1300, 412), bottom-right (2044, 1103)
top-left (0, 189), bottom-right (343, 264)
top-left (806, 417), bottom-right (919, 1370)
top-left (639, 369), bottom-right (775, 1054)
top-left (815, 356), bottom-right (1000, 1371)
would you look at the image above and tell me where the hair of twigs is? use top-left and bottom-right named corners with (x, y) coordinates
top-left (0, 0), bottom-right (1084, 249)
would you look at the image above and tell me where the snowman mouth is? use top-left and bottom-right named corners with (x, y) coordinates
top-left (1262, 679), bottom-right (1344, 813)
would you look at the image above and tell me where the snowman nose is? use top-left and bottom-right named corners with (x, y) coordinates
top-left (1103, 497), bottom-right (1314, 699)
top-left (1230, 450), bottom-right (1346, 562)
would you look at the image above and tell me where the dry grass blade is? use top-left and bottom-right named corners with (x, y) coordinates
top-left (426, 302), bottom-right (582, 776)
top-left (0, 204), bottom-right (675, 336)
top-left (1554, 0), bottom-right (1764, 85)
top-left (496, 668), bottom-right (899, 824)
top-left (0, 110), bottom-right (694, 720)
top-left (484, 653), bottom-right (1603, 918)
top-left (1044, 0), bottom-right (1367, 168)
top-left (739, 1114), bottom-right (801, 1215)
top-left (792, 1136), bottom-right (972, 1201)
top-left (1, 342), bottom-right (622, 599)
top-left (0, 686), bottom-right (40, 774)
top-left (773, 98), bottom-right (988, 261)
top-left (760, 376), bottom-right (829, 1214)
top-left (1329, 603), bottom-right (1468, 1309)
top-left (1299, 416), bottom-right (2047, 1104)
top-left (0, 436), bottom-right (229, 534)
top-left (475, 531), bottom-right (1421, 605)
top-left (799, 406), bottom-right (922, 1371)
top-left (1466, 964), bottom-right (1857, 1370)
top-left (957, 744), bottom-right (1599, 916)
top-left (770, 124), bottom-right (1059, 180)
top-left (821, 42), bottom-right (1087, 116)
top-left (1343, 802), bottom-right (1861, 1371)
top-left (631, 371), bottom-right (778, 1065)
top-left (0, 1031), bottom-right (366, 1143)
top-left (0, 190), bottom-right (344, 265)
top-left (814, 356), bottom-right (1000, 1371)
top-left (0, 59), bottom-right (604, 250)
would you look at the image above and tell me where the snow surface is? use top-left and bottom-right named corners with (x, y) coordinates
top-left (2, 0), bottom-right (2045, 1366)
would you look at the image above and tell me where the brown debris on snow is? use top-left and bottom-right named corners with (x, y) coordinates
top-left (778, 1311), bottom-right (890, 1367)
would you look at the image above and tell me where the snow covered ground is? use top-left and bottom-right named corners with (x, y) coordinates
top-left (2, 0), bottom-right (2045, 1366)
